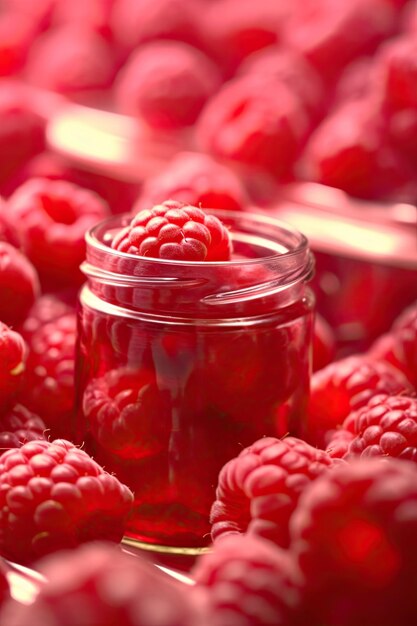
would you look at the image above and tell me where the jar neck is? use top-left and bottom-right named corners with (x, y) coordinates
top-left (82, 212), bottom-right (315, 319)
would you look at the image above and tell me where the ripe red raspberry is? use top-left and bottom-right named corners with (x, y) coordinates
top-left (19, 293), bottom-right (74, 343)
top-left (196, 73), bottom-right (310, 179)
top-left (0, 404), bottom-right (46, 454)
top-left (210, 436), bottom-right (334, 547)
top-left (111, 0), bottom-right (206, 53)
top-left (0, 241), bottom-right (40, 327)
top-left (20, 312), bottom-right (76, 439)
top-left (134, 151), bottom-right (250, 213)
top-left (290, 458), bottom-right (417, 626)
top-left (238, 46), bottom-right (324, 117)
top-left (342, 394), bottom-right (417, 461)
top-left (306, 354), bottom-right (412, 447)
top-left (7, 178), bottom-right (109, 288)
top-left (0, 81), bottom-right (45, 191)
top-left (111, 200), bottom-right (233, 261)
top-left (369, 300), bottom-right (417, 389)
top-left (24, 24), bottom-right (115, 98)
top-left (0, 323), bottom-right (27, 412)
top-left (193, 534), bottom-right (303, 626)
top-left (204, 0), bottom-right (292, 75)
top-left (82, 367), bottom-right (171, 459)
top-left (115, 41), bottom-right (221, 130)
top-left (0, 439), bottom-right (133, 564)
top-left (1, 542), bottom-right (201, 626)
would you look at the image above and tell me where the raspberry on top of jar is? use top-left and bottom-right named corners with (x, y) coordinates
top-left (110, 199), bottom-right (233, 261)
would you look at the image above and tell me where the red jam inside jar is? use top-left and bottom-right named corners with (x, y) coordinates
top-left (74, 210), bottom-right (315, 554)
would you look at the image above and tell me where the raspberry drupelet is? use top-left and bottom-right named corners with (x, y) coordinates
top-left (0, 404), bottom-right (47, 453)
top-left (0, 439), bottom-right (133, 565)
top-left (111, 199), bottom-right (233, 261)
top-left (210, 436), bottom-right (334, 547)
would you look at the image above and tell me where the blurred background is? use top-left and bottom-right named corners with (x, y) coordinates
top-left (0, 0), bottom-right (416, 356)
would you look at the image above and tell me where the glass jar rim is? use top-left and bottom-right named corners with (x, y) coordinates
top-left (85, 208), bottom-right (311, 268)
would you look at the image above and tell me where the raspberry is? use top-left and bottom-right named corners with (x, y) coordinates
top-left (342, 394), bottom-right (417, 461)
top-left (0, 11), bottom-right (35, 77)
top-left (204, 0), bottom-right (292, 75)
top-left (196, 73), bottom-right (310, 179)
top-left (0, 439), bottom-right (133, 564)
top-left (111, 200), bottom-right (233, 261)
top-left (238, 46), bottom-right (324, 117)
top-left (369, 300), bottom-right (417, 389)
top-left (0, 323), bottom-right (27, 412)
top-left (24, 24), bottom-right (115, 98)
top-left (1, 542), bottom-right (201, 626)
top-left (193, 534), bottom-right (302, 626)
top-left (375, 34), bottom-right (417, 112)
top-left (20, 312), bottom-right (76, 439)
top-left (290, 458), bottom-right (417, 626)
top-left (115, 41), bottom-right (221, 130)
top-left (19, 293), bottom-right (74, 343)
top-left (111, 0), bottom-right (206, 53)
top-left (306, 354), bottom-right (412, 447)
top-left (0, 241), bottom-right (40, 327)
top-left (284, 0), bottom-right (396, 83)
top-left (7, 178), bottom-right (109, 288)
top-left (0, 81), bottom-right (45, 191)
top-left (82, 367), bottom-right (171, 459)
top-left (0, 404), bottom-right (46, 453)
top-left (134, 152), bottom-right (250, 213)
top-left (210, 436), bottom-right (334, 547)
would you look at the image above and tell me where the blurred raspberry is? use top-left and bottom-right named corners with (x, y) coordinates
top-left (20, 312), bottom-right (76, 439)
top-left (284, 0), bottom-right (397, 83)
top-left (204, 0), bottom-right (293, 75)
top-left (0, 11), bottom-right (36, 77)
top-left (0, 81), bottom-right (45, 191)
top-left (307, 354), bottom-right (412, 447)
top-left (7, 178), bottom-right (109, 289)
top-left (193, 534), bottom-right (303, 626)
top-left (19, 293), bottom-right (74, 343)
top-left (0, 439), bottom-right (133, 564)
top-left (332, 57), bottom-right (377, 106)
top-left (369, 300), bottom-right (417, 389)
top-left (0, 404), bottom-right (47, 453)
top-left (238, 46), bottom-right (324, 117)
top-left (0, 323), bottom-right (27, 412)
top-left (290, 458), bottom-right (417, 626)
top-left (375, 34), bottom-right (417, 112)
top-left (115, 41), bottom-right (221, 130)
top-left (312, 312), bottom-right (336, 372)
top-left (196, 73), bottom-right (310, 179)
top-left (24, 24), bottom-right (116, 98)
top-left (133, 152), bottom-right (250, 212)
top-left (343, 394), bottom-right (417, 461)
top-left (82, 367), bottom-right (171, 459)
top-left (210, 436), bottom-right (334, 547)
top-left (0, 542), bottom-right (201, 626)
top-left (111, 0), bottom-right (207, 54)
top-left (0, 241), bottom-right (40, 326)
top-left (51, 0), bottom-right (116, 40)
top-left (111, 199), bottom-right (233, 261)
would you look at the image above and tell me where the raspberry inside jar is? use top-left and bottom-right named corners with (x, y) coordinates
top-left (75, 207), bottom-right (314, 554)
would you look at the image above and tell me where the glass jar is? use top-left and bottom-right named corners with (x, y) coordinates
top-left (74, 210), bottom-right (315, 555)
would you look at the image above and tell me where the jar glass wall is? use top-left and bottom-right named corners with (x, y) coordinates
top-left (74, 210), bottom-right (315, 554)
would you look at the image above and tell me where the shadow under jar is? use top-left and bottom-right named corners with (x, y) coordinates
top-left (74, 210), bottom-right (315, 555)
